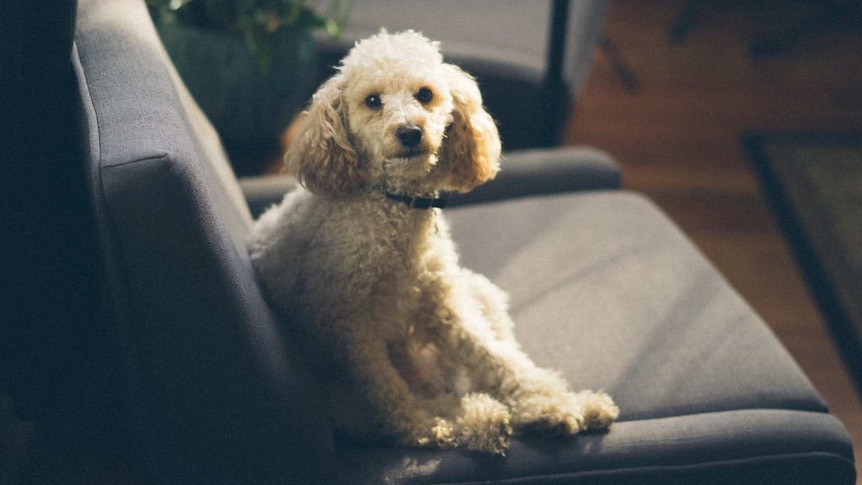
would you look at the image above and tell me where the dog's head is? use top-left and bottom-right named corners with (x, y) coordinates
top-left (286, 30), bottom-right (501, 196)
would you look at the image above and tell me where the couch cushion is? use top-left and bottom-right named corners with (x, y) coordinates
top-left (451, 191), bottom-right (825, 419)
top-left (337, 191), bottom-right (854, 484)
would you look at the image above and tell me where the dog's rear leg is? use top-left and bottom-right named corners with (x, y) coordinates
top-left (453, 392), bottom-right (512, 455)
top-left (345, 337), bottom-right (457, 449)
top-left (440, 321), bottom-right (618, 435)
top-left (484, 343), bottom-right (618, 435)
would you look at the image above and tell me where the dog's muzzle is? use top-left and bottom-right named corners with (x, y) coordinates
top-left (396, 124), bottom-right (423, 148)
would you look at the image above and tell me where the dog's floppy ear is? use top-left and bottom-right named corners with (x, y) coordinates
top-left (437, 64), bottom-right (501, 193)
top-left (285, 74), bottom-right (365, 194)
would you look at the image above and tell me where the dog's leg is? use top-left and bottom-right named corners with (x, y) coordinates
top-left (501, 362), bottom-right (619, 435)
top-left (452, 393), bottom-right (512, 454)
top-left (453, 330), bottom-right (618, 435)
top-left (435, 280), bottom-right (619, 436)
top-left (461, 269), bottom-right (516, 342)
top-left (344, 334), bottom-right (459, 450)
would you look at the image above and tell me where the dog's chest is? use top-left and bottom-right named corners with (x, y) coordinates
top-left (326, 201), bottom-right (440, 277)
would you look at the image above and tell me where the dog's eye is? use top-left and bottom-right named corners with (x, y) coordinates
top-left (364, 94), bottom-right (382, 110)
top-left (416, 87), bottom-right (433, 104)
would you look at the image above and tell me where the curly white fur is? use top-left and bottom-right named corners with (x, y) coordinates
top-left (248, 30), bottom-right (618, 454)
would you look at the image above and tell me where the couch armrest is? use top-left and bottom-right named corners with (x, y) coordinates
top-left (447, 146), bottom-right (621, 207)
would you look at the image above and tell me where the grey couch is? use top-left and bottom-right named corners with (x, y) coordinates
top-left (1, 0), bottom-right (855, 483)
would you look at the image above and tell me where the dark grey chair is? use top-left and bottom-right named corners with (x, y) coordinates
top-left (2, 0), bottom-right (855, 483)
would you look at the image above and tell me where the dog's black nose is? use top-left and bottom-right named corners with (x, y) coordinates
top-left (396, 125), bottom-right (423, 148)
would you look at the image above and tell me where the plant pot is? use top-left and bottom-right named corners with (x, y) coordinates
top-left (153, 10), bottom-right (317, 175)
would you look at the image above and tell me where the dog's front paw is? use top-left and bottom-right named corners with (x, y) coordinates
top-left (455, 393), bottom-right (512, 455)
top-left (514, 392), bottom-right (584, 436)
top-left (414, 417), bottom-right (457, 450)
top-left (513, 390), bottom-right (619, 436)
top-left (576, 390), bottom-right (619, 431)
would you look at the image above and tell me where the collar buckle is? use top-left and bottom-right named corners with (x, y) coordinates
top-left (384, 192), bottom-right (447, 209)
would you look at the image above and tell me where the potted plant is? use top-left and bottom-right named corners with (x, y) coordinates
top-left (147, 0), bottom-right (350, 175)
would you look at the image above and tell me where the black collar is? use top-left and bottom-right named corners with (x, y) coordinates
top-left (384, 192), bottom-right (447, 209)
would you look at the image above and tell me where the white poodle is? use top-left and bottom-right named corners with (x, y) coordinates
top-left (248, 30), bottom-right (618, 454)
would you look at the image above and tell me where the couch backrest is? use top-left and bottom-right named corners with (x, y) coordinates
top-left (74, 0), bottom-right (335, 482)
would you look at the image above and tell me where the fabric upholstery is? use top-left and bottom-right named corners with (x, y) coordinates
top-left (448, 147), bottom-right (621, 206)
top-left (340, 411), bottom-right (851, 484)
top-left (74, 0), bottom-right (335, 482)
top-left (450, 193), bottom-right (824, 418)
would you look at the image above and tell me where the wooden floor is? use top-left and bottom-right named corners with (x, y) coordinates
top-left (564, 0), bottom-right (862, 481)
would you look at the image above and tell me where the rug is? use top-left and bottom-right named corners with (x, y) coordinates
top-left (743, 132), bottom-right (862, 393)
